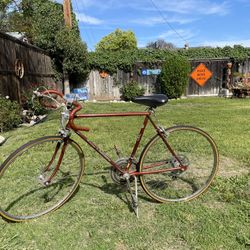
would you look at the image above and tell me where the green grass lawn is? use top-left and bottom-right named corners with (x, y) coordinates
top-left (0, 97), bottom-right (249, 250)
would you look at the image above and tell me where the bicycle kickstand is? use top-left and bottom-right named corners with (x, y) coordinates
top-left (124, 173), bottom-right (139, 218)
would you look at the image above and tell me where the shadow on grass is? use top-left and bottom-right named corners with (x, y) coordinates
top-left (1, 172), bottom-right (81, 223)
top-left (82, 167), bottom-right (156, 213)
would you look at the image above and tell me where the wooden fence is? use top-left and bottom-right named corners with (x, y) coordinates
top-left (0, 32), bottom-right (56, 103)
top-left (85, 70), bottom-right (128, 100)
top-left (187, 58), bottom-right (230, 96)
top-left (84, 58), bottom-right (250, 100)
top-left (2, 32), bottom-right (249, 102)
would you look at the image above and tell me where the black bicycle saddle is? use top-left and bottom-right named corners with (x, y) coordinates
top-left (132, 94), bottom-right (168, 108)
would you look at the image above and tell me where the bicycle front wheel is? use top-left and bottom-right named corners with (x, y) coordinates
top-left (139, 126), bottom-right (219, 202)
top-left (0, 136), bottom-right (84, 222)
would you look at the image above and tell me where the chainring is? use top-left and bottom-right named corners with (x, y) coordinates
top-left (110, 158), bottom-right (137, 185)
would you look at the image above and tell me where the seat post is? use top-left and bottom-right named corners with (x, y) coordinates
top-left (146, 107), bottom-right (155, 113)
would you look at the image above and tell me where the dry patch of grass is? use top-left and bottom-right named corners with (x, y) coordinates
top-left (219, 155), bottom-right (249, 177)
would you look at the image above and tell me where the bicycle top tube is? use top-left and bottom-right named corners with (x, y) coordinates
top-left (37, 89), bottom-right (168, 132)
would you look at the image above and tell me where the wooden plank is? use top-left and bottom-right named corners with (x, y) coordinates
top-left (0, 38), bottom-right (5, 70)
top-left (0, 75), bottom-right (8, 97)
top-left (3, 39), bottom-right (10, 71)
top-left (29, 49), bottom-right (35, 73)
top-left (42, 54), bottom-right (47, 76)
top-left (38, 51), bottom-right (43, 74)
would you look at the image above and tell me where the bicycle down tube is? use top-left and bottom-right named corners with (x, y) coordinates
top-left (67, 111), bottom-right (186, 176)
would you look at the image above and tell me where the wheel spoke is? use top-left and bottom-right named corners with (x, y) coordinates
top-left (139, 126), bottom-right (219, 202)
top-left (0, 136), bottom-right (84, 222)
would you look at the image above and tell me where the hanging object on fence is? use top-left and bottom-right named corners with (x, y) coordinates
top-left (226, 62), bottom-right (233, 89)
top-left (141, 69), bottom-right (161, 76)
top-left (190, 63), bottom-right (212, 87)
top-left (15, 59), bottom-right (24, 79)
top-left (99, 71), bottom-right (109, 78)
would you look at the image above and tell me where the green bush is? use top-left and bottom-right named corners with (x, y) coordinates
top-left (21, 84), bottom-right (48, 116)
top-left (158, 54), bottom-right (190, 99)
top-left (22, 98), bottom-right (47, 116)
top-left (0, 97), bottom-right (22, 132)
top-left (121, 81), bottom-right (145, 101)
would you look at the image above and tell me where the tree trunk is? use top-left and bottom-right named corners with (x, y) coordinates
top-left (63, 71), bottom-right (70, 94)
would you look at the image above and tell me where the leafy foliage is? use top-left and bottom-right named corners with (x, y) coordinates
top-left (2, 0), bottom-right (88, 83)
top-left (20, 83), bottom-right (48, 115)
top-left (158, 54), bottom-right (190, 98)
top-left (27, 0), bottom-right (88, 82)
top-left (95, 29), bottom-right (137, 52)
top-left (178, 45), bottom-right (250, 61)
top-left (55, 27), bottom-right (88, 82)
top-left (22, 1), bottom-right (64, 48)
top-left (0, 0), bottom-right (11, 10)
top-left (121, 81), bottom-right (145, 101)
top-left (89, 48), bottom-right (175, 74)
top-left (0, 0), bottom-right (16, 31)
top-left (89, 46), bottom-right (250, 75)
top-left (0, 97), bottom-right (21, 132)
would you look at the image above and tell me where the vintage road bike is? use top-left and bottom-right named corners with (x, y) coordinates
top-left (0, 88), bottom-right (219, 222)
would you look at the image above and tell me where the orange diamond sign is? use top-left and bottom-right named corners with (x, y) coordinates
top-left (190, 63), bottom-right (213, 87)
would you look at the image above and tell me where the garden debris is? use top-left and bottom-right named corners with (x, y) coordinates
top-left (0, 135), bottom-right (6, 146)
top-left (20, 110), bottom-right (47, 127)
top-left (218, 88), bottom-right (233, 98)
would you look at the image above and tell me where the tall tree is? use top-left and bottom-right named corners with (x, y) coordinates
top-left (146, 39), bottom-right (175, 50)
top-left (1, 0), bottom-right (88, 89)
top-left (95, 28), bottom-right (137, 52)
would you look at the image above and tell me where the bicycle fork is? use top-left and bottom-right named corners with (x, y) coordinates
top-left (38, 139), bottom-right (68, 186)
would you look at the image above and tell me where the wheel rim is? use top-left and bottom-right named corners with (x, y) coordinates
top-left (139, 127), bottom-right (219, 202)
top-left (0, 137), bottom-right (84, 221)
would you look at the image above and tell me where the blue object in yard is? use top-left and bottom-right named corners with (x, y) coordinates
top-left (141, 69), bottom-right (147, 76)
top-left (64, 93), bottom-right (78, 102)
top-left (141, 69), bottom-right (161, 76)
top-left (147, 69), bottom-right (161, 75)
top-left (72, 87), bottom-right (88, 100)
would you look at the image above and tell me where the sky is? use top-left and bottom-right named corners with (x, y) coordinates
top-left (55, 0), bottom-right (250, 51)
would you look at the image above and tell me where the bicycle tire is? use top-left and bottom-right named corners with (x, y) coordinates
top-left (139, 126), bottom-right (219, 202)
top-left (0, 136), bottom-right (84, 222)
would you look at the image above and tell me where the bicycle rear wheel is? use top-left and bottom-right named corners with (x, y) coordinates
top-left (139, 126), bottom-right (219, 202)
top-left (0, 136), bottom-right (84, 222)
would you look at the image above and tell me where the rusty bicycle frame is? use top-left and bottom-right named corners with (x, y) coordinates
top-left (72, 112), bottom-right (187, 175)
top-left (40, 89), bottom-right (186, 184)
